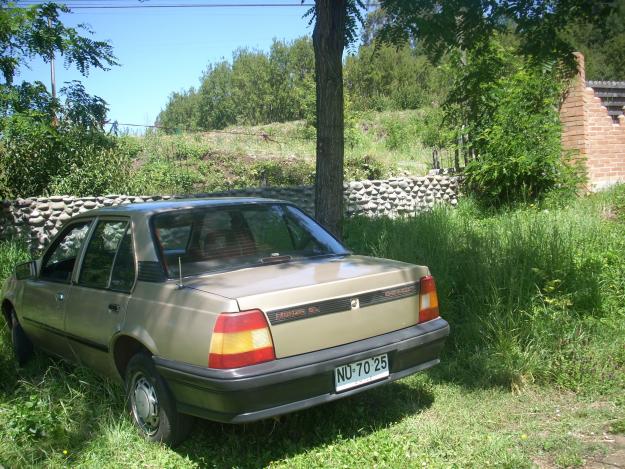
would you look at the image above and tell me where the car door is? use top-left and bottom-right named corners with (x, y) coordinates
top-left (64, 218), bottom-right (136, 376)
top-left (20, 220), bottom-right (93, 359)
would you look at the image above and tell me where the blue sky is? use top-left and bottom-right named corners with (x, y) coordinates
top-left (17, 1), bottom-right (318, 131)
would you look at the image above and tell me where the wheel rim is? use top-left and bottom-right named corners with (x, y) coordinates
top-left (130, 372), bottom-right (160, 436)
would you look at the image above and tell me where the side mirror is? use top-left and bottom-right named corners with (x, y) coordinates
top-left (15, 261), bottom-right (37, 280)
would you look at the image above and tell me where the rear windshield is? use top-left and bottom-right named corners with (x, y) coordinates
top-left (152, 203), bottom-right (349, 278)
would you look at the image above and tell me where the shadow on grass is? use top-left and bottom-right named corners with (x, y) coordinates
top-left (178, 379), bottom-right (434, 468)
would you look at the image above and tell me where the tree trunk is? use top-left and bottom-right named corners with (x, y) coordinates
top-left (313, 0), bottom-right (346, 238)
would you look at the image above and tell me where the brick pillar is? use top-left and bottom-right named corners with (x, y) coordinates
top-left (560, 52), bottom-right (588, 170)
top-left (560, 52), bottom-right (625, 190)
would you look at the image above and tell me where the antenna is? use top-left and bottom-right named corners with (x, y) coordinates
top-left (178, 256), bottom-right (184, 289)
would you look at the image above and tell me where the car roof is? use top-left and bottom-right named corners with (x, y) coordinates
top-left (71, 197), bottom-right (290, 220)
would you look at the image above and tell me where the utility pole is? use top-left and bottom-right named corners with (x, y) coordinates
top-left (48, 17), bottom-right (58, 126)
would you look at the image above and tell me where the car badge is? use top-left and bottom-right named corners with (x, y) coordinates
top-left (350, 298), bottom-right (359, 310)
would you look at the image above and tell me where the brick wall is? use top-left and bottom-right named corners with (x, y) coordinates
top-left (560, 53), bottom-right (625, 190)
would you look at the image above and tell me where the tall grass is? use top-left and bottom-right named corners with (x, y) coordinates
top-left (344, 192), bottom-right (625, 392)
top-left (0, 239), bottom-right (30, 281)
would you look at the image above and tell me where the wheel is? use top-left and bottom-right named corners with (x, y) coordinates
top-left (125, 353), bottom-right (192, 446)
top-left (11, 312), bottom-right (33, 366)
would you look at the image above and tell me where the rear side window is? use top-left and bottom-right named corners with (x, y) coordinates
top-left (41, 222), bottom-right (92, 283)
top-left (110, 229), bottom-right (136, 293)
top-left (79, 221), bottom-right (132, 290)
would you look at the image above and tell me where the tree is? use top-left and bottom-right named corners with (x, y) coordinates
top-left (156, 37), bottom-right (316, 132)
top-left (377, 0), bottom-right (616, 74)
top-left (310, 0), bottom-right (363, 237)
top-left (0, 1), bottom-right (118, 198)
top-left (563, 0), bottom-right (625, 80)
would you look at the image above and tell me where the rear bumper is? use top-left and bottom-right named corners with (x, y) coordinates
top-left (154, 317), bottom-right (449, 423)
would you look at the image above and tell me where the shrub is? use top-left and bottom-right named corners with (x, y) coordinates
top-left (447, 39), bottom-right (584, 206)
top-left (345, 153), bottom-right (386, 180)
top-left (250, 159), bottom-right (314, 187)
top-left (49, 135), bottom-right (139, 197)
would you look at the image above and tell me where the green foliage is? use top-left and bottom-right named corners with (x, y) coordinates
top-left (0, 1), bottom-right (119, 199)
top-left (48, 135), bottom-right (139, 197)
top-left (381, 115), bottom-right (420, 151)
top-left (614, 183), bottom-right (625, 222)
top-left (250, 159), bottom-right (314, 187)
top-left (564, 0), bottom-right (625, 80)
top-left (157, 38), bottom-right (316, 131)
top-left (344, 153), bottom-right (385, 180)
top-left (444, 38), bottom-right (582, 206)
top-left (158, 34), bottom-right (450, 134)
top-left (344, 191), bottom-right (625, 392)
top-left (0, 1), bottom-right (117, 86)
top-left (0, 87), bottom-right (133, 198)
top-left (344, 43), bottom-right (446, 112)
top-left (378, 0), bottom-right (617, 75)
top-left (0, 238), bottom-right (29, 280)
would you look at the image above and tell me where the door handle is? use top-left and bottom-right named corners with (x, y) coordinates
top-left (55, 292), bottom-right (64, 302)
top-left (108, 303), bottom-right (120, 314)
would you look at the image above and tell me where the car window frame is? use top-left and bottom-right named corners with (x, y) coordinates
top-left (74, 216), bottom-right (138, 295)
top-left (39, 219), bottom-right (95, 285)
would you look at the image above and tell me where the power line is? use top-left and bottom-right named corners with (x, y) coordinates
top-left (18, 2), bottom-right (320, 9)
top-left (18, 1), bottom-right (380, 9)
top-left (107, 121), bottom-right (295, 143)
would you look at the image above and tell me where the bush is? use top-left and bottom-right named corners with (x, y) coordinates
top-left (249, 159), bottom-right (314, 187)
top-left (446, 39), bottom-right (584, 206)
top-left (49, 136), bottom-right (139, 197)
top-left (462, 65), bottom-right (581, 205)
top-left (345, 153), bottom-right (386, 180)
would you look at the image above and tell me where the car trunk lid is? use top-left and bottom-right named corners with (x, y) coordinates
top-left (185, 255), bottom-right (429, 358)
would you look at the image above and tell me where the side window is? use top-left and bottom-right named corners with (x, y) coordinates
top-left (110, 229), bottom-right (136, 293)
top-left (79, 221), bottom-right (128, 290)
top-left (40, 222), bottom-right (91, 283)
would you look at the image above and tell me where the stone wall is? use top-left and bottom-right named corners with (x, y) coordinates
top-left (0, 175), bottom-right (460, 251)
top-left (560, 53), bottom-right (625, 190)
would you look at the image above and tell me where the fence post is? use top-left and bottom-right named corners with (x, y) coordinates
top-left (432, 148), bottom-right (440, 170)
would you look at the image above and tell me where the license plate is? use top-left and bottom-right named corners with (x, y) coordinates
top-left (334, 353), bottom-right (389, 392)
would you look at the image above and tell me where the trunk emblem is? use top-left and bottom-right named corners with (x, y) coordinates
top-left (350, 298), bottom-right (360, 310)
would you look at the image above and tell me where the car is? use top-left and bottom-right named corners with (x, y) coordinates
top-left (1, 198), bottom-right (449, 445)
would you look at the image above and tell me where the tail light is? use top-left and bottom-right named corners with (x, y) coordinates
top-left (418, 275), bottom-right (440, 323)
top-left (208, 309), bottom-right (276, 368)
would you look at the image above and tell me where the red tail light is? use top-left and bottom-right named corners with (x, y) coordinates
top-left (208, 309), bottom-right (276, 369)
top-left (419, 275), bottom-right (440, 323)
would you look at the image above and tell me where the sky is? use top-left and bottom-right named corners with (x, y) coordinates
top-left (17, 1), bottom-right (320, 131)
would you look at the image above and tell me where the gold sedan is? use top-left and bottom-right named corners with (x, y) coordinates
top-left (2, 198), bottom-right (449, 446)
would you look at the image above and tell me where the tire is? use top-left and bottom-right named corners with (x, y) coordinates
top-left (11, 312), bottom-right (33, 366)
top-left (125, 353), bottom-right (192, 446)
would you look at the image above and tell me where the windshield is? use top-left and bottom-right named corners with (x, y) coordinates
top-left (152, 203), bottom-right (349, 278)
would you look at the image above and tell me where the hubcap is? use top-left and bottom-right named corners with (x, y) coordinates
top-left (130, 373), bottom-right (160, 436)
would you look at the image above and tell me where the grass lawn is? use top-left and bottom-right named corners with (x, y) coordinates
top-left (1, 188), bottom-right (624, 468)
